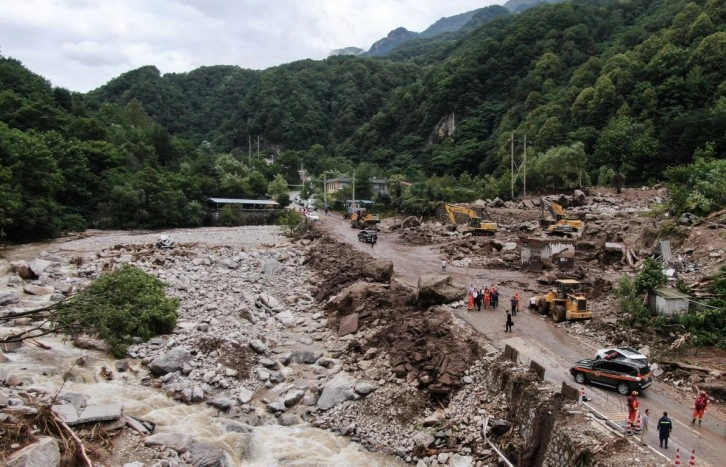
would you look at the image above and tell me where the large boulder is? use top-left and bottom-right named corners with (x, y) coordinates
top-left (317, 372), bottom-right (357, 410)
top-left (145, 432), bottom-right (193, 452)
top-left (148, 347), bottom-right (193, 375)
top-left (188, 439), bottom-right (235, 467)
top-left (23, 284), bottom-right (54, 296)
top-left (416, 275), bottom-right (465, 306)
top-left (0, 259), bottom-right (11, 276)
top-left (7, 436), bottom-right (60, 467)
top-left (573, 189), bottom-right (587, 206)
top-left (262, 258), bottom-right (284, 276)
top-left (10, 261), bottom-right (33, 279)
top-left (326, 282), bottom-right (391, 313)
top-left (360, 259), bottom-right (394, 283)
top-left (28, 259), bottom-right (52, 277)
top-left (0, 293), bottom-right (19, 306)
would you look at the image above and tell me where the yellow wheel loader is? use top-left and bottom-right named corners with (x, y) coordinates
top-left (536, 279), bottom-right (592, 322)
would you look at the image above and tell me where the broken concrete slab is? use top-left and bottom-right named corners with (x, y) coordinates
top-left (65, 403), bottom-right (123, 426)
top-left (51, 404), bottom-right (79, 424)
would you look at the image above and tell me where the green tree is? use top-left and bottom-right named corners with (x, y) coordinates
top-left (635, 258), bottom-right (667, 294)
top-left (53, 265), bottom-right (179, 357)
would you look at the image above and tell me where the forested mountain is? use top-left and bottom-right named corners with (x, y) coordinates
top-left (503, 0), bottom-right (560, 13)
top-left (419, 9), bottom-right (482, 38)
top-left (359, 5), bottom-right (510, 58)
top-left (90, 0), bottom-right (726, 183)
top-left (2, 0), bottom-right (725, 243)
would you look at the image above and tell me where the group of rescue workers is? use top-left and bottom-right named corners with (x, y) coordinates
top-left (465, 286), bottom-right (523, 333)
top-left (466, 284), bottom-right (505, 311)
top-left (626, 389), bottom-right (710, 449)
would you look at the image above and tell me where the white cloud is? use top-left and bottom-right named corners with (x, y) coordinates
top-left (0, 0), bottom-right (500, 92)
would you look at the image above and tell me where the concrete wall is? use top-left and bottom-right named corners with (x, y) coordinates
top-left (485, 353), bottom-right (605, 466)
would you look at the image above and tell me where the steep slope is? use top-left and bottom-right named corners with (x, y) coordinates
top-left (420, 9), bottom-right (480, 38)
top-left (365, 27), bottom-right (420, 56)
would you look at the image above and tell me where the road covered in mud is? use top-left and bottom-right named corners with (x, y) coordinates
top-left (317, 211), bottom-right (725, 466)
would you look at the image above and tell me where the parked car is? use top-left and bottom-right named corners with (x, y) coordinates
top-left (570, 357), bottom-right (653, 395)
top-left (358, 229), bottom-right (377, 244)
top-left (595, 347), bottom-right (648, 362)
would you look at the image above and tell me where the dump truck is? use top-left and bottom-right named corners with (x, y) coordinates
top-left (540, 197), bottom-right (584, 237)
top-left (445, 204), bottom-right (497, 236)
top-left (536, 279), bottom-right (592, 322)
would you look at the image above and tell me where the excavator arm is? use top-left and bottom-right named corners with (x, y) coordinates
top-left (445, 204), bottom-right (497, 236)
top-left (540, 197), bottom-right (584, 236)
top-left (541, 197), bottom-right (566, 221)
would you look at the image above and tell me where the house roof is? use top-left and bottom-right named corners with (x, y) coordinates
top-left (207, 198), bottom-right (279, 205)
top-left (326, 177), bottom-right (387, 184)
top-left (653, 288), bottom-right (689, 300)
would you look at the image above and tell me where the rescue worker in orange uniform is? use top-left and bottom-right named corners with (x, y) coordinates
top-left (627, 391), bottom-right (640, 435)
top-left (692, 390), bottom-right (709, 425)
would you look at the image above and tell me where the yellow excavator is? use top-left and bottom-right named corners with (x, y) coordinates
top-left (536, 279), bottom-right (592, 322)
top-left (350, 210), bottom-right (380, 229)
top-left (540, 197), bottom-right (584, 237)
top-left (445, 204), bottom-right (497, 236)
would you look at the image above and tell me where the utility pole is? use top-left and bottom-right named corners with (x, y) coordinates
top-left (510, 132), bottom-right (515, 198)
top-left (248, 135), bottom-right (251, 164)
top-left (523, 134), bottom-right (527, 198)
top-left (256, 135), bottom-right (260, 159)
top-left (352, 175), bottom-right (356, 206)
top-left (323, 176), bottom-right (327, 210)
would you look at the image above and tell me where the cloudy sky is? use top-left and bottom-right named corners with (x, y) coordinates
top-left (1, 0), bottom-right (501, 92)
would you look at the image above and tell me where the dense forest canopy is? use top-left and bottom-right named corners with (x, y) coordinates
top-left (1, 0), bottom-right (725, 242)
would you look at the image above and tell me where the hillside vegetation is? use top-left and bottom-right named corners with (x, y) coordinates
top-left (1, 0), bottom-right (725, 242)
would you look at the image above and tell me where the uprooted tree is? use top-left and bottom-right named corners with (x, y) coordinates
top-left (0, 265), bottom-right (179, 357)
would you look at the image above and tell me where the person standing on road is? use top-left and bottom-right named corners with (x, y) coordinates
top-left (467, 288), bottom-right (474, 311)
top-left (640, 408), bottom-right (650, 446)
top-left (441, 259), bottom-right (447, 273)
top-left (657, 411), bottom-right (672, 448)
top-left (505, 311), bottom-right (513, 332)
top-left (491, 287), bottom-right (499, 309)
top-left (474, 288), bottom-right (482, 312)
top-left (529, 296), bottom-right (538, 312)
top-left (626, 391), bottom-right (639, 435)
top-left (692, 390), bottom-right (709, 426)
top-left (510, 295), bottom-right (518, 316)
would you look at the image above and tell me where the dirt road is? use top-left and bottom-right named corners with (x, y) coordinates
top-left (318, 213), bottom-right (724, 466)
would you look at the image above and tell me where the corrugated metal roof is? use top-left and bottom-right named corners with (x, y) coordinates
top-left (207, 198), bottom-right (279, 205)
top-left (653, 287), bottom-right (689, 299)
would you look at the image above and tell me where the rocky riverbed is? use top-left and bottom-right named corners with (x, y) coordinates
top-left (1, 225), bottom-right (663, 466)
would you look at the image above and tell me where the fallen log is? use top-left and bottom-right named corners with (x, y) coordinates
top-left (124, 415), bottom-right (150, 435)
top-left (660, 361), bottom-right (713, 373)
top-left (51, 410), bottom-right (93, 467)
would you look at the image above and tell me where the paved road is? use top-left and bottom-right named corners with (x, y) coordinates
top-left (318, 214), bottom-right (724, 466)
